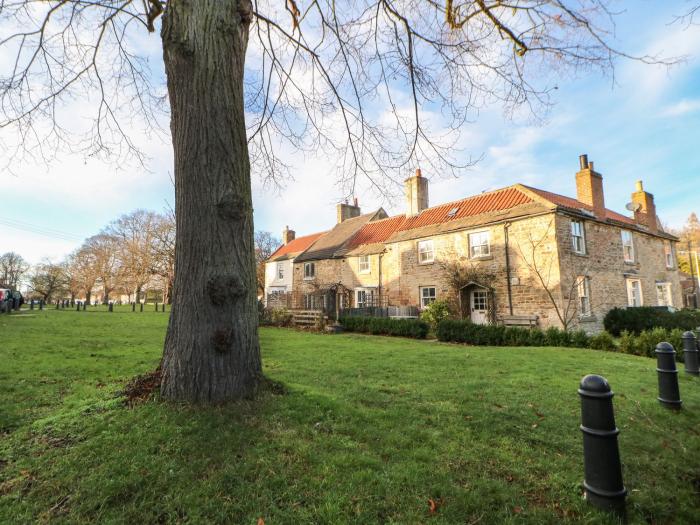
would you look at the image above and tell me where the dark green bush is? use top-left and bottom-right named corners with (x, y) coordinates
top-left (603, 307), bottom-right (700, 336)
top-left (588, 331), bottom-right (616, 351)
top-left (435, 320), bottom-right (588, 348)
top-left (339, 316), bottom-right (429, 339)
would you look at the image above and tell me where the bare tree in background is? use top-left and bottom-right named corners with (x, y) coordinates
top-left (0, 252), bottom-right (29, 289)
top-left (28, 260), bottom-right (67, 303)
top-left (106, 210), bottom-right (159, 303)
top-left (151, 210), bottom-right (176, 304)
top-left (83, 233), bottom-right (120, 304)
top-left (254, 231), bottom-right (280, 296)
top-left (0, 1), bottom-right (670, 402)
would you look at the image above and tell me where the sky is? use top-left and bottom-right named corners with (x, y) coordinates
top-left (1, 1), bottom-right (700, 265)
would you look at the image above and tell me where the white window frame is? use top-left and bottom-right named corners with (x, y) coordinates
top-left (358, 255), bottom-right (371, 274)
top-left (276, 262), bottom-right (284, 280)
top-left (469, 231), bottom-right (491, 258)
top-left (419, 286), bottom-right (437, 308)
top-left (626, 278), bottom-right (643, 307)
top-left (664, 242), bottom-right (674, 269)
top-left (656, 282), bottom-right (673, 307)
top-left (577, 276), bottom-right (591, 316)
top-left (303, 262), bottom-right (315, 279)
top-left (621, 230), bottom-right (635, 263)
top-left (355, 288), bottom-right (375, 308)
top-left (418, 240), bottom-right (434, 264)
top-left (571, 220), bottom-right (586, 255)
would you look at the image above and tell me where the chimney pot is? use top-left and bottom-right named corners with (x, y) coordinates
top-left (416, 168), bottom-right (422, 178)
top-left (579, 154), bottom-right (589, 170)
top-left (353, 197), bottom-right (358, 207)
top-left (282, 226), bottom-right (296, 245)
top-left (405, 168), bottom-right (429, 216)
top-left (635, 180), bottom-right (644, 192)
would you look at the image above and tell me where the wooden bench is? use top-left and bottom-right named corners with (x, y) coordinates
top-left (498, 315), bottom-right (539, 328)
top-left (290, 309), bottom-right (328, 327)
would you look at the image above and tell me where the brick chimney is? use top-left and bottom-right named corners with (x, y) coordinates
top-left (631, 180), bottom-right (658, 234)
top-left (575, 154), bottom-right (606, 219)
top-left (405, 168), bottom-right (429, 216)
top-left (336, 197), bottom-right (361, 224)
top-left (282, 225), bottom-right (295, 245)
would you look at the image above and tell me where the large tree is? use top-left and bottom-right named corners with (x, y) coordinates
top-left (0, 1), bottom-right (668, 402)
top-left (28, 260), bottom-right (67, 303)
top-left (0, 252), bottom-right (29, 289)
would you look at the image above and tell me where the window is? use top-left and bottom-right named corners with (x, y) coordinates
top-left (621, 230), bottom-right (635, 263)
top-left (626, 279), bottom-right (643, 307)
top-left (656, 282), bottom-right (673, 307)
top-left (664, 242), bottom-right (674, 269)
top-left (418, 240), bottom-right (434, 264)
top-left (571, 221), bottom-right (586, 254)
top-left (304, 262), bottom-right (315, 279)
top-left (469, 231), bottom-right (491, 258)
top-left (358, 255), bottom-right (370, 274)
top-left (355, 289), bottom-right (375, 308)
top-left (420, 286), bottom-right (437, 308)
top-left (577, 276), bottom-right (591, 316)
top-left (276, 262), bottom-right (284, 280)
top-left (303, 294), bottom-right (316, 309)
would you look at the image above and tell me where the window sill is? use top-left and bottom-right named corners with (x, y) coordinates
top-left (359, 271), bottom-right (371, 275)
top-left (469, 255), bottom-right (493, 261)
top-left (578, 315), bottom-right (597, 323)
top-left (303, 277), bottom-right (315, 281)
top-left (418, 261), bottom-right (435, 266)
top-left (623, 260), bottom-right (637, 265)
top-left (572, 251), bottom-right (588, 257)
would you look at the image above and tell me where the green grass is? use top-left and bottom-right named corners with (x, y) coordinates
top-left (1, 308), bottom-right (699, 524)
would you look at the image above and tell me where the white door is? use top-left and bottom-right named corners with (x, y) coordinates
top-left (470, 289), bottom-right (489, 324)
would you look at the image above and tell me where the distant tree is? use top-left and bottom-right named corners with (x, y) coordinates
top-left (28, 261), bottom-right (67, 302)
top-left (254, 231), bottom-right (280, 297)
top-left (84, 234), bottom-right (121, 304)
top-left (68, 245), bottom-right (101, 305)
top-left (0, 1), bottom-right (672, 402)
top-left (676, 212), bottom-right (700, 274)
top-left (0, 252), bottom-right (29, 289)
top-left (106, 210), bottom-right (159, 303)
top-left (151, 210), bottom-right (176, 304)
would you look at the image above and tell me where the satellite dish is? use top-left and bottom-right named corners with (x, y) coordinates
top-left (625, 202), bottom-right (642, 212)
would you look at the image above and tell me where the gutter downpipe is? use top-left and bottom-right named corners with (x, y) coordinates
top-left (504, 222), bottom-right (514, 315)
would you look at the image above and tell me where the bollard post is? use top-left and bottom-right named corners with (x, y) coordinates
top-left (578, 374), bottom-right (626, 515)
top-left (39, 300), bottom-right (43, 310)
top-left (30, 301), bottom-right (34, 311)
top-left (132, 302), bottom-right (136, 312)
top-left (656, 342), bottom-right (682, 409)
top-left (140, 302), bottom-right (143, 312)
top-left (55, 301), bottom-right (59, 310)
top-left (162, 303), bottom-right (165, 313)
top-left (682, 332), bottom-right (699, 376)
top-left (108, 303), bottom-right (113, 313)
top-left (155, 302), bottom-right (158, 312)
top-left (76, 302), bottom-right (80, 311)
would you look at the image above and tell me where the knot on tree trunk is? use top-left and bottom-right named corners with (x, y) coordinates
top-left (238, 0), bottom-right (253, 25)
top-left (207, 274), bottom-right (245, 305)
top-left (212, 328), bottom-right (234, 354)
top-left (216, 191), bottom-right (249, 221)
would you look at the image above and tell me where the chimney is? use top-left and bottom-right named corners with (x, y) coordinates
top-left (631, 180), bottom-right (658, 234)
top-left (336, 198), bottom-right (361, 224)
top-left (575, 154), bottom-right (606, 219)
top-left (282, 225), bottom-right (295, 245)
top-left (405, 168), bottom-right (429, 216)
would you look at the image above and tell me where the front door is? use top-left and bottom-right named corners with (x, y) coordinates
top-left (470, 289), bottom-right (489, 324)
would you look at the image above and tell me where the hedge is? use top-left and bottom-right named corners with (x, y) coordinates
top-left (339, 316), bottom-right (429, 339)
top-left (435, 319), bottom-right (589, 348)
top-left (603, 307), bottom-right (700, 336)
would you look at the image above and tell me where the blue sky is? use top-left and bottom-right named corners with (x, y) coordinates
top-left (1, 1), bottom-right (699, 264)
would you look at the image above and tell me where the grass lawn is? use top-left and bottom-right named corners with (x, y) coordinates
top-left (1, 307), bottom-right (699, 524)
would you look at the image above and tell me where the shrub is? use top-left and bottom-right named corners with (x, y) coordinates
top-left (339, 316), bottom-right (429, 339)
top-left (603, 307), bottom-right (700, 336)
top-left (435, 321), bottom-right (589, 349)
top-left (419, 300), bottom-right (452, 328)
top-left (588, 331), bottom-right (616, 351)
top-left (267, 307), bottom-right (293, 327)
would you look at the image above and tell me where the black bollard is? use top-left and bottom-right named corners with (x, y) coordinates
top-left (140, 302), bottom-right (143, 312)
top-left (578, 374), bottom-right (626, 515)
top-left (155, 302), bottom-right (158, 312)
top-left (55, 301), bottom-right (59, 310)
top-left (682, 332), bottom-right (699, 376)
top-left (108, 303), bottom-right (113, 313)
top-left (30, 301), bottom-right (34, 311)
top-left (39, 300), bottom-right (43, 310)
top-left (656, 342), bottom-right (682, 409)
top-left (132, 302), bottom-right (136, 312)
top-left (76, 302), bottom-right (80, 311)
top-left (82, 302), bottom-right (86, 311)
top-left (161, 303), bottom-right (165, 313)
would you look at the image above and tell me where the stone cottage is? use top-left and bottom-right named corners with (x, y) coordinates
top-left (265, 156), bottom-right (681, 332)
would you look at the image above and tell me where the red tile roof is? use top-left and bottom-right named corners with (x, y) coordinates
top-left (268, 231), bottom-right (326, 260)
top-left (524, 186), bottom-right (636, 225)
top-left (346, 215), bottom-right (407, 249)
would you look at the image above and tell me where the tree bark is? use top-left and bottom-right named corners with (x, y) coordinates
top-left (160, 0), bottom-right (262, 403)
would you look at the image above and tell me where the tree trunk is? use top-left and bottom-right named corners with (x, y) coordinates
top-left (86, 290), bottom-right (92, 305)
top-left (159, 0), bottom-right (262, 403)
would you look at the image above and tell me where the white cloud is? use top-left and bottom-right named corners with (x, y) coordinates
top-left (659, 98), bottom-right (700, 117)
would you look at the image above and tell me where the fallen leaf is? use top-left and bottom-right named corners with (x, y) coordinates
top-left (513, 506), bottom-right (522, 514)
top-left (428, 498), bottom-right (438, 514)
top-left (257, 518), bottom-right (265, 525)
